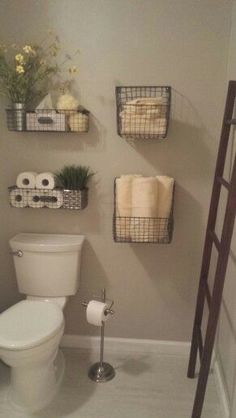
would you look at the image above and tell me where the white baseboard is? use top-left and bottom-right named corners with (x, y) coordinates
top-left (61, 334), bottom-right (191, 356)
top-left (213, 356), bottom-right (230, 418)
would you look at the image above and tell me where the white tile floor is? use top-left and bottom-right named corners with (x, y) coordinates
top-left (0, 348), bottom-right (221, 418)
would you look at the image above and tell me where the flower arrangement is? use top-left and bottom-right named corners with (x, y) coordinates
top-left (0, 32), bottom-right (79, 107)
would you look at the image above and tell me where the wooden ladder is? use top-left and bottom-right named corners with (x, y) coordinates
top-left (187, 80), bottom-right (236, 418)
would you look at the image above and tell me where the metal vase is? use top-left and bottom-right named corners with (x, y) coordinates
top-left (12, 103), bottom-right (26, 131)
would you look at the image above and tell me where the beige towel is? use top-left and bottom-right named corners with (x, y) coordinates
top-left (121, 115), bottom-right (167, 136)
top-left (115, 175), bottom-right (142, 240)
top-left (131, 177), bottom-right (158, 242)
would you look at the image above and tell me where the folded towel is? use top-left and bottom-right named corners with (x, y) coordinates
top-left (121, 115), bottom-right (167, 136)
top-left (126, 97), bottom-right (166, 106)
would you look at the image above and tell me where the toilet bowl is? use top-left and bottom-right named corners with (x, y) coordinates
top-left (0, 233), bottom-right (85, 411)
top-left (0, 300), bottom-right (65, 411)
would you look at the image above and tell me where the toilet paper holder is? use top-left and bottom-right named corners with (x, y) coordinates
top-left (82, 288), bottom-right (115, 383)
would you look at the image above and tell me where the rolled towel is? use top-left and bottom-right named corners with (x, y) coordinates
top-left (16, 172), bottom-right (37, 189)
top-left (9, 188), bottom-right (28, 208)
top-left (156, 176), bottom-right (174, 218)
top-left (45, 189), bottom-right (63, 209)
top-left (69, 112), bottom-right (89, 132)
top-left (131, 177), bottom-right (158, 242)
top-left (156, 176), bottom-right (175, 241)
top-left (36, 172), bottom-right (55, 189)
top-left (115, 175), bottom-right (142, 240)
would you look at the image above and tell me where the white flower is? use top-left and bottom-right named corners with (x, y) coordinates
top-left (16, 65), bottom-right (24, 74)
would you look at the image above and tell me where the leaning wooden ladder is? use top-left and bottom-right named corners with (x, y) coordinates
top-left (187, 80), bottom-right (236, 418)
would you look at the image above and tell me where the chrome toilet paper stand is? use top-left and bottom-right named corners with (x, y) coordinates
top-left (82, 288), bottom-right (115, 382)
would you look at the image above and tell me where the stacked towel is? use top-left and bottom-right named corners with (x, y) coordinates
top-left (115, 175), bottom-right (174, 242)
top-left (120, 97), bottom-right (167, 136)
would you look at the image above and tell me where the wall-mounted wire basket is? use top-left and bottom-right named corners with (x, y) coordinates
top-left (8, 186), bottom-right (88, 210)
top-left (113, 178), bottom-right (174, 244)
top-left (6, 108), bottom-right (89, 133)
top-left (116, 86), bottom-right (171, 140)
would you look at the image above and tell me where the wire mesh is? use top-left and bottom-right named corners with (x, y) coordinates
top-left (9, 186), bottom-right (88, 210)
top-left (116, 86), bottom-right (171, 140)
top-left (6, 109), bottom-right (89, 132)
top-left (113, 178), bottom-right (174, 244)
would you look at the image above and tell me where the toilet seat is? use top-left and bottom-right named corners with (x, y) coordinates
top-left (0, 300), bottom-right (64, 351)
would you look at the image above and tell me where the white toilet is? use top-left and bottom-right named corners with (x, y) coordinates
top-left (0, 233), bottom-right (84, 411)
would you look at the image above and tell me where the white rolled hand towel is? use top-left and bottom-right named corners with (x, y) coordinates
top-left (45, 189), bottom-right (63, 209)
top-left (156, 176), bottom-right (174, 218)
top-left (27, 190), bottom-right (45, 208)
top-left (36, 172), bottom-right (55, 189)
top-left (16, 172), bottom-right (37, 189)
top-left (10, 188), bottom-right (28, 208)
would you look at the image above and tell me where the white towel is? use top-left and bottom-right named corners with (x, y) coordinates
top-left (16, 172), bottom-right (37, 189)
top-left (36, 172), bottom-right (55, 189)
top-left (45, 189), bottom-right (63, 209)
top-left (131, 177), bottom-right (158, 242)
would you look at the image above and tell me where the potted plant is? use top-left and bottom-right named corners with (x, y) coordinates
top-left (55, 165), bottom-right (95, 210)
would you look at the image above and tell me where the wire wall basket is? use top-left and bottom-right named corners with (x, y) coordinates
top-left (9, 186), bottom-right (88, 210)
top-left (6, 108), bottom-right (89, 133)
top-left (113, 179), bottom-right (174, 244)
top-left (116, 86), bottom-right (171, 140)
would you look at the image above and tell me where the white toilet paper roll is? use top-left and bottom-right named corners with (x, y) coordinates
top-left (9, 188), bottom-right (28, 208)
top-left (86, 300), bottom-right (109, 326)
top-left (45, 189), bottom-right (63, 209)
top-left (16, 172), bottom-right (37, 189)
top-left (27, 190), bottom-right (45, 208)
top-left (36, 172), bottom-right (55, 190)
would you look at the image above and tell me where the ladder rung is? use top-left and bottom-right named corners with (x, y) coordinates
top-left (217, 176), bottom-right (230, 190)
top-left (205, 282), bottom-right (212, 308)
top-left (208, 230), bottom-right (221, 251)
top-left (226, 118), bottom-right (236, 125)
top-left (197, 326), bottom-right (203, 359)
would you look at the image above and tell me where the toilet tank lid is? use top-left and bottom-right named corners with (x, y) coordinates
top-left (9, 233), bottom-right (85, 252)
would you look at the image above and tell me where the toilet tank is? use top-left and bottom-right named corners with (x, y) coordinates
top-left (9, 233), bottom-right (85, 297)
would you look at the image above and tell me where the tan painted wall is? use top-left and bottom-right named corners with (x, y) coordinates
top-left (0, 0), bottom-right (232, 340)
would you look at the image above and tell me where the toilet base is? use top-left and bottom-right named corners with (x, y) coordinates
top-left (8, 349), bottom-right (65, 412)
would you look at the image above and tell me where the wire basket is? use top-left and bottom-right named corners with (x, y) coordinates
top-left (62, 189), bottom-right (88, 210)
top-left (116, 86), bottom-right (171, 140)
top-left (113, 178), bottom-right (174, 244)
top-left (6, 108), bottom-right (89, 133)
top-left (9, 186), bottom-right (88, 210)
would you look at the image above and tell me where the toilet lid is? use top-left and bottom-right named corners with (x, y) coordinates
top-left (0, 300), bottom-right (64, 350)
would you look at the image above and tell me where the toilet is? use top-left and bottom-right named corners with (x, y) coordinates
top-left (0, 233), bottom-right (84, 411)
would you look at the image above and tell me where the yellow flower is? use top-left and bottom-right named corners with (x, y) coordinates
top-left (15, 53), bottom-right (24, 64)
top-left (16, 65), bottom-right (25, 74)
top-left (68, 66), bottom-right (78, 74)
top-left (23, 45), bottom-right (35, 54)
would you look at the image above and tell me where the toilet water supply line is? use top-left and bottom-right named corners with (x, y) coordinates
top-left (82, 288), bottom-right (115, 382)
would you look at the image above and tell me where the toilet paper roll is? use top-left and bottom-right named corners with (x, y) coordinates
top-left (45, 189), bottom-right (63, 209)
top-left (86, 300), bottom-right (109, 326)
top-left (36, 172), bottom-right (56, 189)
top-left (16, 172), bottom-right (37, 189)
top-left (27, 190), bottom-right (45, 208)
top-left (9, 188), bottom-right (28, 208)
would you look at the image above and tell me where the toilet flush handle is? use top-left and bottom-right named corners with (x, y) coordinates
top-left (9, 250), bottom-right (23, 257)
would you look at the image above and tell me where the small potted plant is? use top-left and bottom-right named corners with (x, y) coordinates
top-left (55, 165), bottom-right (94, 210)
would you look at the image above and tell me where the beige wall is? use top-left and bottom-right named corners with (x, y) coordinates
top-left (217, 1), bottom-right (236, 416)
top-left (0, 0), bottom-right (232, 341)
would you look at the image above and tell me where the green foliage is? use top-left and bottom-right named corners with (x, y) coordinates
top-left (56, 165), bottom-right (95, 190)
